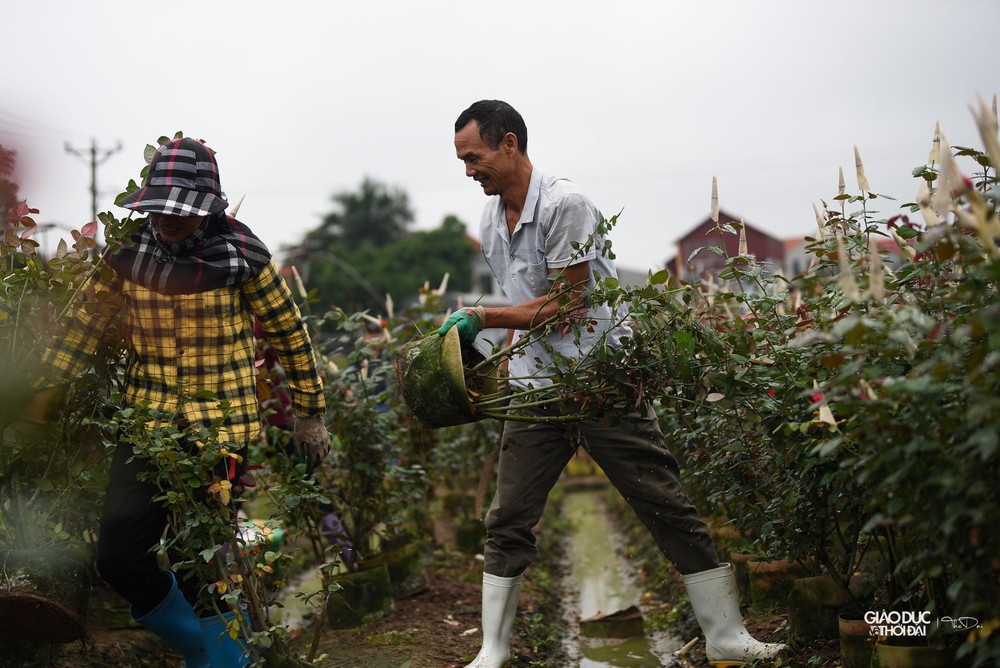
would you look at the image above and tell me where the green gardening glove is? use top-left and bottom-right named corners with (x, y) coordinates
top-left (438, 306), bottom-right (485, 343)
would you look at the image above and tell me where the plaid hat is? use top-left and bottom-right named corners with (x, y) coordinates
top-left (118, 137), bottom-right (227, 216)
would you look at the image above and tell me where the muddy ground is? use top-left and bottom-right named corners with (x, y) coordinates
top-left (3, 485), bottom-right (841, 668)
top-left (6, 552), bottom-right (839, 668)
top-left (2, 549), bottom-right (554, 668)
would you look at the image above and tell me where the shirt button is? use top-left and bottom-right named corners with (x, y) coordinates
top-left (177, 349), bottom-right (184, 356)
top-left (509, 254), bottom-right (514, 260)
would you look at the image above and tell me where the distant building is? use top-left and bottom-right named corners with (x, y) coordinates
top-left (780, 235), bottom-right (904, 279)
top-left (662, 209), bottom-right (907, 290)
top-left (783, 237), bottom-right (812, 278)
top-left (663, 209), bottom-right (786, 283)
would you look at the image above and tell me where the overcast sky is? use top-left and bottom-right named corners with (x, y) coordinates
top-left (3, 0), bottom-right (998, 273)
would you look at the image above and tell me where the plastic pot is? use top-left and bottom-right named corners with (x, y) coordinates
top-left (394, 328), bottom-right (499, 428)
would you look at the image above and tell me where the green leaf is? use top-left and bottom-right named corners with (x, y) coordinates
top-left (32, 478), bottom-right (55, 492)
top-left (673, 330), bottom-right (695, 356)
top-left (649, 269), bottom-right (670, 285)
top-left (199, 545), bottom-right (221, 562)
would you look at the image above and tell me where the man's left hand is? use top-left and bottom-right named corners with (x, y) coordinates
top-left (292, 415), bottom-right (330, 470)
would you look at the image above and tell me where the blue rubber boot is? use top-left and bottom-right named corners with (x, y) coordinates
top-left (133, 572), bottom-right (210, 668)
top-left (200, 610), bottom-right (253, 667)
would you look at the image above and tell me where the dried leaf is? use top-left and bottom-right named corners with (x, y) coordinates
top-left (928, 121), bottom-right (942, 163)
top-left (435, 273), bottom-right (450, 296)
top-left (816, 403), bottom-right (837, 427)
top-left (868, 235), bottom-right (884, 302)
top-left (931, 133), bottom-right (969, 215)
top-left (890, 228), bottom-right (917, 261)
top-left (970, 94), bottom-right (1000, 174)
top-left (917, 180), bottom-right (940, 227)
top-left (291, 265), bottom-right (308, 300)
top-left (710, 176), bottom-right (719, 224)
top-left (208, 479), bottom-right (232, 505)
top-left (228, 194), bottom-right (246, 218)
top-left (854, 145), bottom-right (871, 192)
top-left (835, 231), bottom-right (860, 301)
top-left (812, 203), bottom-right (827, 240)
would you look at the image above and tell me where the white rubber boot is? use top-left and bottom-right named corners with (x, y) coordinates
top-left (464, 573), bottom-right (521, 668)
top-left (683, 563), bottom-right (786, 667)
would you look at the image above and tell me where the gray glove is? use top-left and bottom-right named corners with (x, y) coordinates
top-left (293, 415), bottom-right (330, 470)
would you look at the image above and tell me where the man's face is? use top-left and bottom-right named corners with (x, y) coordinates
top-left (455, 121), bottom-right (512, 197)
top-left (150, 213), bottom-right (206, 243)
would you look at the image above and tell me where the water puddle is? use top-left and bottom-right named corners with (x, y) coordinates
top-left (561, 486), bottom-right (682, 667)
top-left (271, 564), bottom-right (325, 634)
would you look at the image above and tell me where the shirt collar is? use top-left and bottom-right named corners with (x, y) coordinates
top-left (502, 168), bottom-right (543, 240)
top-left (518, 168), bottom-right (543, 227)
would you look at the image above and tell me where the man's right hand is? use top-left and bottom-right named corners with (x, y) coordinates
top-left (438, 306), bottom-right (486, 343)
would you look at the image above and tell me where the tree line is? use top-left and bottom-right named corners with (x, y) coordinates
top-left (284, 176), bottom-right (475, 315)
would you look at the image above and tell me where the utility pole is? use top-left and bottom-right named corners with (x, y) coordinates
top-left (65, 138), bottom-right (122, 223)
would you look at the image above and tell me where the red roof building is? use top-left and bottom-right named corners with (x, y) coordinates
top-left (665, 209), bottom-right (786, 283)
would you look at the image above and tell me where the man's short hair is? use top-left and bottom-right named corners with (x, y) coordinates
top-left (455, 100), bottom-right (528, 154)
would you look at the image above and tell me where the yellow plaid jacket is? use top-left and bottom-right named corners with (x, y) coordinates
top-left (42, 258), bottom-right (325, 446)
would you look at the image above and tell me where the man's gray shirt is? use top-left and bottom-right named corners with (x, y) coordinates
top-left (479, 169), bottom-right (631, 389)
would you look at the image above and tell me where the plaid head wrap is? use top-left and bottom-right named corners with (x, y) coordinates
top-left (108, 214), bottom-right (272, 295)
top-left (118, 137), bottom-right (227, 216)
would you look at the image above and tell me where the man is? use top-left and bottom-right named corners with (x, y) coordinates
top-left (441, 100), bottom-right (785, 667)
top-left (27, 137), bottom-right (329, 667)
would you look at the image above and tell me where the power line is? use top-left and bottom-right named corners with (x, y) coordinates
top-left (65, 138), bottom-right (122, 223)
top-left (0, 107), bottom-right (81, 141)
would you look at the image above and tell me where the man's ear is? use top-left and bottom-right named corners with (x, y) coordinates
top-left (503, 132), bottom-right (518, 154)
